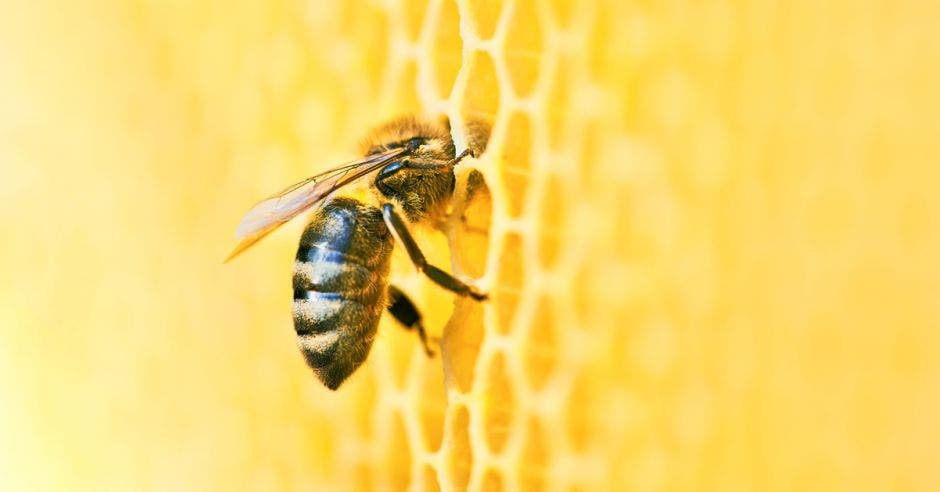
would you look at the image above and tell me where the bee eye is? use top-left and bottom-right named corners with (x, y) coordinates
top-left (405, 138), bottom-right (424, 150)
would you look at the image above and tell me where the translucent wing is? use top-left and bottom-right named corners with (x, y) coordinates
top-left (225, 147), bottom-right (407, 262)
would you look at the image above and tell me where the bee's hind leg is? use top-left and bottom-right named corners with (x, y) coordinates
top-left (382, 203), bottom-right (488, 301)
top-left (387, 285), bottom-right (434, 357)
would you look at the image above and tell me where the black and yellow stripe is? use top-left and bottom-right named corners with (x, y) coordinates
top-left (291, 197), bottom-right (393, 389)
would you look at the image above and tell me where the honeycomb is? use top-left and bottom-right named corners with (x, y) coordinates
top-left (1, 0), bottom-right (940, 491)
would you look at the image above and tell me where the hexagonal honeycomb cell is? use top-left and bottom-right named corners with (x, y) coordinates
top-left (386, 412), bottom-right (412, 489)
top-left (537, 173), bottom-right (564, 269)
top-left (415, 357), bottom-right (447, 451)
top-left (450, 167), bottom-right (492, 279)
top-left (441, 297), bottom-right (485, 393)
top-left (5, 0), bottom-right (940, 491)
top-left (544, 53), bottom-right (572, 150)
top-left (494, 232), bottom-right (525, 335)
top-left (503, 0), bottom-right (544, 98)
top-left (498, 112), bottom-right (533, 218)
top-left (520, 417), bottom-right (548, 490)
top-left (481, 352), bottom-right (517, 454)
top-left (428, 0), bottom-right (462, 99)
top-left (460, 50), bottom-right (501, 119)
top-left (523, 295), bottom-right (558, 390)
top-left (444, 406), bottom-right (473, 490)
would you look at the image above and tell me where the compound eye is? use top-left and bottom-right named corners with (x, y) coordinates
top-left (405, 137), bottom-right (425, 151)
top-left (376, 160), bottom-right (405, 196)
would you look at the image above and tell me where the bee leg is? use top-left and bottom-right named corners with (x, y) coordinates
top-left (382, 203), bottom-right (488, 301)
top-left (387, 285), bottom-right (434, 357)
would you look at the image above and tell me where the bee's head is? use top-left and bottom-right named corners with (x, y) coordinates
top-left (364, 115), bottom-right (487, 221)
top-left (373, 137), bottom-right (459, 221)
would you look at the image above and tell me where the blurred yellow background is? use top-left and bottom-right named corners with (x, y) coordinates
top-left (2, 0), bottom-right (939, 490)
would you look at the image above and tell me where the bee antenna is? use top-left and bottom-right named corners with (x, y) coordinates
top-left (453, 148), bottom-right (474, 165)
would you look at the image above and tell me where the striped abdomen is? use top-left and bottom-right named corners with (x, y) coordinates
top-left (292, 197), bottom-right (393, 390)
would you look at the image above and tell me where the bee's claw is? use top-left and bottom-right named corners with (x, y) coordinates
top-left (469, 287), bottom-right (489, 301)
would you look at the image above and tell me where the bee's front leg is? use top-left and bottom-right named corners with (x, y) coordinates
top-left (382, 203), bottom-right (488, 301)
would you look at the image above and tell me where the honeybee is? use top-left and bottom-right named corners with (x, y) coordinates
top-left (227, 115), bottom-right (490, 390)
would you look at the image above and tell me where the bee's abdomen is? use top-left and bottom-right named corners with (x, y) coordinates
top-left (291, 198), bottom-right (393, 390)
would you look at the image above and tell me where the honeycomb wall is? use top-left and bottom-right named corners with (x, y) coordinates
top-left (1, 0), bottom-right (939, 491)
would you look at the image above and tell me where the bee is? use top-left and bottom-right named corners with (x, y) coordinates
top-left (227, 115), bottom-right (490, 390)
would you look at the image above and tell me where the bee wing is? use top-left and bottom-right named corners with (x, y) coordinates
top-left (225, 147), bottom-right (407, 262)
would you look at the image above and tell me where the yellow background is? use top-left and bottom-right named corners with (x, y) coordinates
top-left (2, 0), bottom-right (939, 490)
